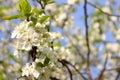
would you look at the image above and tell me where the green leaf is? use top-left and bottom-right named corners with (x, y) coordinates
top-left (46, 0), bottom-right (54, 4)
top-left (16, 0), bottom-right (31, 15)
top-left (39, 9), bottom-right (44, 14)
top-left (45, 25), bottom-right (50, 31)
top-left (42, 0), bottom-right (54, 5)
top-left (0, 69), bottom-right (5, 80)
top-left (0, 74), bottom-right (4, 80)
top-left (0, 6), bottom-right (7, 11)
top-left (40, 15), bottom-right (49, 23)
top-left (36, 62), bottom-right (44, 68)
top-left (53, 42), bottom-right (61, 47)
top-left (93, 37), bottom-right (100, 43)
top-left (44, 56), bottom-right (50, 66)
top-left (31, 8), bottom-right (43, 16)
top-left (2, 14), bottom-right (22, 20)
top-left (36, 56), bottom-right (50, 68)
top-left (30, 17), bottom-right (37, 25)
top-left (31, 7), bottom-right (39, 17)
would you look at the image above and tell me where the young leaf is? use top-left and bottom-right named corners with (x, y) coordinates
top-left (39, 9), bottom-right (44, 14)
top-left (36, 62), bottom-right (44, 68)
top-left (53, 42), bottom-right (61, 47)
top-left (30, 17), bottom-right (37, 25)
top-left (31, 8), bottom-right (43, 16)
top-left (40, 15), bottom-right (49, 23)
top-left (2, 14), bottom-right (22, 20)
top-left (16, 0), bottom-right (31, 15)
top-left (0, 6), bottom-right (7, 11)
top-left (42, 0), bottom-right (54, 6)
top-left (47, 0), bottom-right (54, 4)
top-left (44, 56), bottom-right (50, 66)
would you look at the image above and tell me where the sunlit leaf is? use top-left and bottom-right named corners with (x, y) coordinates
top-left (40, 15), bottom-right (49, 23)
top-left (16, 0), bottom-right (31, 15)
top-left (2, 14), bottom-right (22, 20)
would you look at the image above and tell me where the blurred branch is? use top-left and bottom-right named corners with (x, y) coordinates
top-left (59, 59), bottom-right (87, 80)
top-left (61, 13), bottom-right (85, 60)
top-left (87, 2), bottom-right (120, 17)
top-left (115, 72), bottom-right (120, 80)
top-left (106, 66), bottom-right (120, 71)
top-left (17, 76), bottom-right (28, 80)
top-left (84, 0), bottom-right (92, 80)
top-left (63, 30), bottom-right (85, 60)
top-left (50, 77), bottom-right (60, 80)
top-left (28, 46), bottom-right (37, 61)
top-left (37, 0), bottom-right (45, 14)
top-left (95, 54), bottom-right (108, 80)
top-left (58, 59), bottom-right (73, 80)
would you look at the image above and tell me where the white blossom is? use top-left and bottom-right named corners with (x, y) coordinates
top-left (106, 43), bottom-right (120, 52)
top-left (102, 7), bottom-right (111, 14)
top-left (22, 63), bottom-right (40, 78)
top-left (67, 0), bottom-right (77, 5)
top-left (110, 16), bottom-right (117, 21)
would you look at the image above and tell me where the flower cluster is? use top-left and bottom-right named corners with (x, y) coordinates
top-left (11, 12), bottom-right (63, 79)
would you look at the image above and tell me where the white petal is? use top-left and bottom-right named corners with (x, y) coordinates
top-left (33, 71), bottom-right (40, 78)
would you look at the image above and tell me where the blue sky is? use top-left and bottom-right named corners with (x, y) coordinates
top-left (54, 0), bottom-right (120, 78)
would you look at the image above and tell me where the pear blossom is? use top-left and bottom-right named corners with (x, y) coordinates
top-left (110, 16), bottom-right (117, 21)
top-left (67, 0), bottom-right (77, 5)
top-left (106, 43), bottom-right (120, 52)
top-left (102, 7), bottom-right (111, 14)
top-left (22, 63), bottom-right (40, 78)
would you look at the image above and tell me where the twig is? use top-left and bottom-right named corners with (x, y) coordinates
top-left (62, 59), bottom-right (87, 80)
top-left (28, 46), bottom-right (37, 61)
top-left (58, 59), bottom-right (73, 80)
top-left (84, 0), bottom-right (92, 80)
top-left (87, 2), bottom-right (120, 17)
top-left (50, 77), bottom-right (60, 80)
top-left (106, 66), bottom-right (120, 71)
top-left (115, 72), bottom-right (120, 80)
top-left (61, 12), bottom-right (85, 60)
top-left (66, 64), bottom-right (73, 80)
top-left (17, 76), bottom-right (28, 80)
top-left (37, 0), bottom-right (45, 14)
top-left (95, 54), bottom-right (108, 80)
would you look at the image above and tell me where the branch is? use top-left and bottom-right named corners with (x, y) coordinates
top-left (115, 72), bottom-right (120, 80)
top-left (17, 76), bottom-right (28, 80)
top-left (50, 77), bottom-right (60, 80)
top-left (37, 0), bottom-right (45, 14)
top-left (58, 59), bottom-right (73, 80)
top-left (28, 46), bottom-right (37, 61)
top-left (84, 0), bottom-right (92, 80)
top-left (61, 13), bottom-right (85, 60)
top-left (87, 2), bottom-right (120, 17)
top-left (106, 66), bottom-right (120, 71)
top-left (95, 54), bottom-right (108, 80)
top-left (62, 59), bottom-right (87, 80)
